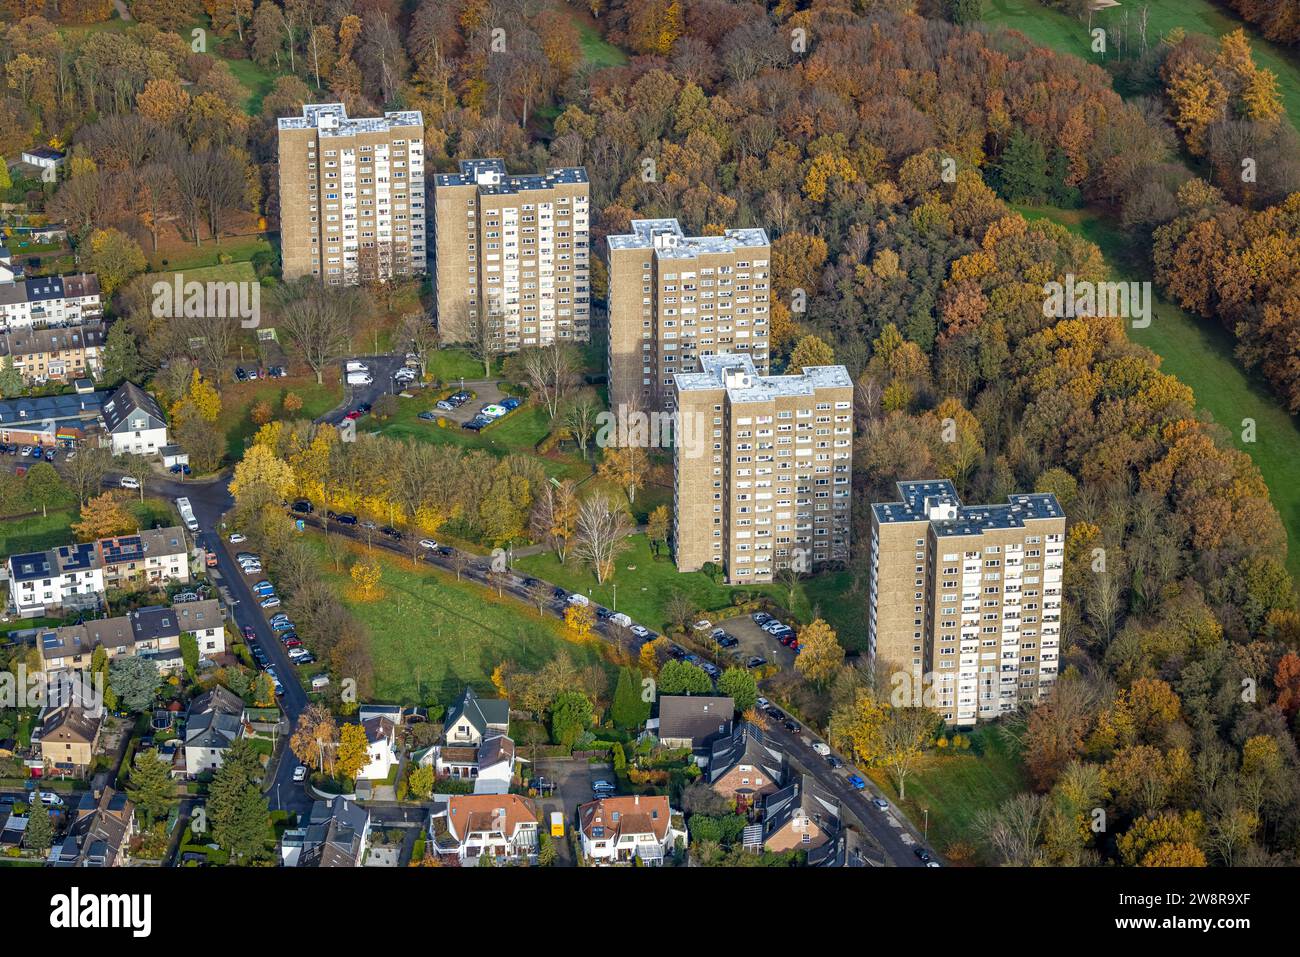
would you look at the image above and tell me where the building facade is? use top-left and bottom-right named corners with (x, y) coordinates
top-left (0, 249), bottom-right (101, 330)
top-left (672, 354), bottom-right (852, 584)
top-left (867, 481), bottom-right (1066, 725)
top-left (0, 323), bottom-right (104, 384)
top-left (433, 159), bottom-right (589, 349)
top-left (277, 103), bottom-right (427, 285)
top-left (606, 219), bottom-right (770, 416)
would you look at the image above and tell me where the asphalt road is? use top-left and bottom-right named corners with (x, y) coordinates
top-left (318, 354), bottom-right (408, 426)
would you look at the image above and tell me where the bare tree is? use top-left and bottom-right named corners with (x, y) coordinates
top-left (274, 279), bottom-right (366, 384)
top-left (516, 343), bottom-right (580, 419)
top-left (528, 578), bottom-right (552, 616)
top-left (561, 389), bottom-right (601, 462)
top-left (67, 445), bottom-right (113, 506)
top-left (396, 311), bottom-right (438, 379)
top-left (115, 454), bottom-right (151, 503)
top-left (529, 477), bottom-right (577, 562)
top-left (465, 309), bottom-right (501, 378)
top-left (573, 493), bottom-right (632, 584)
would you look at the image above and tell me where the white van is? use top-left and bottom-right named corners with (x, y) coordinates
top-left (610, 612), bottom-right (632, 628)
top-left (346, 372), bottom-right (373, 386)
top-left (345, 361), bottom-right (368, 373)
top-left (567, 593), bottom-right (590, 607)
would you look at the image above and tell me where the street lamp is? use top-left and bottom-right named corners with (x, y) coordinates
top-left (923, 808), bottom-right (929, 842)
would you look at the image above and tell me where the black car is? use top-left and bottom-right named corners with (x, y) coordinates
top-left (521, 577), bottom-right (540, 588)
top-left (746, 656), bottom-right (767, 668)
top-left (914, 848), bottom-right (932, 863)
top-left (291, 499), bottom-right (314, 514)
top-left (784, 719), bottom-right (801, 733)
top-left (668, 644), bottom-right (688, 661)
top-left (356, 402), bottom-right (372, 414)
top-left (235, 367), bottom-right (248, 381)
top-left (552, 586), bottom-right (567, 600)
top-left (595, 607), bottom-right (613, 621)
top-left (718, 635), bottom-right (739, 648)
top-left (766, 706), bottom-right (785, 721)
top-left (437, 546), bottom-right (453, 557)
top-left (825, 755), bottom-right (844, 769)
top-left (380, 525), bottom-right (402, 539)
top-left (336, 513), bottom-right (358, 525)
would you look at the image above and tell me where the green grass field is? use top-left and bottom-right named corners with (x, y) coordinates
top-left (217, 376), bottom-right (343, 459)
top-left (1016, 203), bottom-right (1300, 583)
top-left (0, 497), bottom-right (177, 556)
top-left (426, 349), bottom-right (489, 384)
top-left (513, 532), bottom-right (865, 649)
top-left (866, 724), bottom-right (1027, 863)
top-left (570, 13), bottom-right (629, 68)
top-left (305, 536), bottom-right (610, 707)
top-left (983, 0), bottom-right (1300, 136)
top-left (151, 236), bottom-right (273, 273)
top-left (376, 398), bottom-right (591, 481)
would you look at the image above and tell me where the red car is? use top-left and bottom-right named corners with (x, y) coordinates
top-left (283, 638), bottom-right (303, 649)
top-left (344, 410), bottom-right (363, 421)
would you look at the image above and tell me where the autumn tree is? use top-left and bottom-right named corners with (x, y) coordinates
top-left (73, 491), bottom-right (136, 541)
top-left (794, 619), bottom-right (844, 687)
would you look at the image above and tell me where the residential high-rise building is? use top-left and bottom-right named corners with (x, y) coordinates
top-left (867, 481), bottom-right (1065, 725)
top-left (433, 159), bottom-right (589, 349)
top-left (672, 353), bottom-right (852, 584)
top-left (606, 219), bottom-right (770, 417)
top-left (277, 104), bottom-right (427, 285)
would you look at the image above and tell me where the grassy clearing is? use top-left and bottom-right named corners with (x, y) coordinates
top-left (568, 11), bottom-right (629, 68)
top-left (216, 376), bottom-right (343, 459)
top-left (151, 235), bottom-right (273, 273)
top-left (1016, 203), bottom-right (1300, 583)
top-left (866, 724), bottom-right (1027, 863)
top-left (0, 497), bottom-right (175, 556)
top-left (305, 536), bottom-right (610, 707)
top-left (982, 0), bottom-right (1300, 135)
top-left (376, 398), bottom-right (590, 481)
top-left (426, 348), bottom-right (489, 384)
top-left (513, 532), bottom-right (865, 649)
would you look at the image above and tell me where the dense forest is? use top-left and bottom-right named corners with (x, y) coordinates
top-left (2, 0), bottom-right (1299, 864)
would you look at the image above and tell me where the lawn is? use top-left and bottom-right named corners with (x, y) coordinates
top-left (151, 235), bottom-right (273, 273)
top-left (376, 398), bottom-right (591, 481)
top-left (513, 532), bottom-right (866, 649)
top-left (426, 348), bottom-right (490, 384)
top-left (564, 8), bottom-right (629, 68)
top-left (151, 261), bottom-right (257, 285)
top-left (1016, 203), bottom-right (1300, 584)
top-left (983, 0), bottom-right (1300, 137)
top-left (216, 376), bottom-right (343, 460)
top-left (0, 509), bottom-right (77, 555)
top-left (305, 536), bottom-right (611, 707)
top-left (866, 724), bottom-right (1027, 863)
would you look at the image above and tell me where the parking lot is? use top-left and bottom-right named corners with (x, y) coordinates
top-left (692, 614), bottom-right (797, 673)
top-left (428, 380), bottom-right (506, 424)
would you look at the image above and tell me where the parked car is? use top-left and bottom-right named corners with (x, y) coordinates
top-left (630, 625), bottom-right (650, 639)
top-left (292, 766), bottom-right (308, 783)
top-left (751, 612), bottom-right (772, 624)
top-left (229, 533), bottom-right (247, 543)
top-left (39, 791), bottom-right (65, 807)
top-left (242, 626), bottom-right (256, 640)
top-left (119, 476), bottom-right (140, 490)
top-left (693, 620), bottom-right (712, 631)
top-left (500, 397), bottom-right (521, 410)
top-left (783, 719), bottom-right (801, 733)
top-left (591, 780), bottom-right (616, 793)
top-left (418, 410), bottom-right (439, 421)
top-left (718, 635), bottom-right (739, 648)
top-left (260, 596), bottom-right (281, 608)
top-left (872, 797), bottom-right (890, 810)
top-left (915, 848), bottom-right (933, 863)
top-left (847, 775), bottom-right (867, 791)
top-left (812, 742), bottom-right (831, 756)
top-left (335, 513), bottom-right (358, 525)
top-left (291, 500), bottom-right (313, 514)
top-left (747, 657), bottom-right (768, 668)
top-left (825, 755), bottom-right (844, 769)
top-left (418, 539), bottom-right (438, 550)
top-left (380, 526), bottom-right (402, 540)
top-left (169, 464), bottom-right (192, 475)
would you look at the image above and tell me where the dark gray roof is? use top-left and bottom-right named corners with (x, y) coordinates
top-left (763, 773), bottom-right (840, 844)
top-left (101, 381), bottom-right (165, 435)
top-left (873, 480), bottom-right (1063, 534)
top-left (709, 722), bottom-right (787, 785)
top-left (130, 606), bottom-right (181, 643)
top-left (657, 695), bottom-right (734, 749)
top-left (445, 687), bottom-right (509, 738)
top-left (0, 322), bottom-right (104, 359)
top-left (0, 390), bottom-right (105, 429)
top-left (9, 550), bottom-right (53, 582)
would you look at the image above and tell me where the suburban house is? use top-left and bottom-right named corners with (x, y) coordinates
top-left (0, 322), bottom-right (104, 384)
top-left (656, 695), bottom-right (734, 758)
top-left (0, 266), bottom-right (100, 330)
top-left (357, 714), bottom-right (397, 781)
top-left (762, 773), bottom-right (842, 863)
top-left (708, 722), bottom-right (788, 813)
top-left (7, 542), bottom-right (103, 618)
top-left (184, 686), bottom-right (245, 778)
top-left (32, 701), bottom-right (103, 778)
top-left (50, 788), bottom-right (137, 867)
top-left (97, 527), bottom-right (190, 589)
top-left (428, 793), bottom-right (538, 864)
top-left (444, 686), bottom-right (509, 745)
top-left (471, 733), bottom-right (518, 794)
top-left (577, 795), bottom-right (686, 866)
top-left (296, 798), bottom-right (371, 867)
top-left (101, 381), bottom-right (168, 456)
top-left (35, 599), bottom-right (225, 680)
